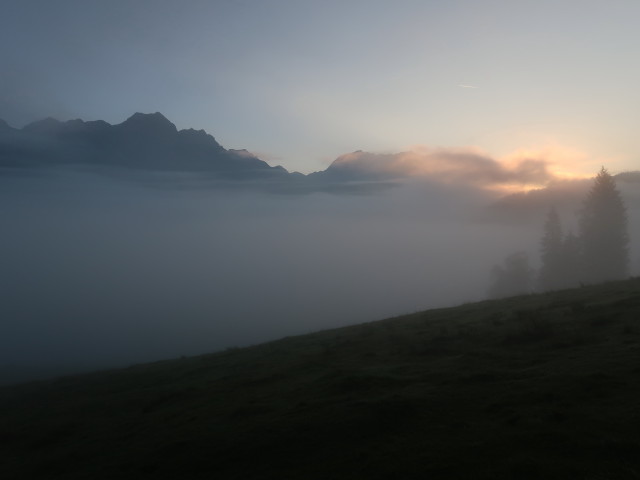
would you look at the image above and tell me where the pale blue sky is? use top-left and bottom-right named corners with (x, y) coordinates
top-left (2, 0), bottom-right (639, 174)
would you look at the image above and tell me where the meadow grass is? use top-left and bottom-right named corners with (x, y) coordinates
top-left (1, 278), bottom-right (640, 479)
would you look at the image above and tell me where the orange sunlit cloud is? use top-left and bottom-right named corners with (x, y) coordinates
top-left (329, 144), bottom-right (601, 194)
top-left (500, 145), bottom-right (595, 181)
top-left (333, 147), bottom-right (549, 192)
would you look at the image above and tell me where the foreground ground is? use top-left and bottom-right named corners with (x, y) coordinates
top-left (2, 279), bottom-right (640, 479)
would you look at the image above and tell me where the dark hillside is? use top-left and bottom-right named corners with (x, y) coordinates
top-left (2, 279), bottom-right (640, 479)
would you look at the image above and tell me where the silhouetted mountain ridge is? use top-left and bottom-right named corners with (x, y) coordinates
top-left (3, 113), bottom-right (639, 199)
top-left (117, 112), bottom-right (177, 135)
top-left (308, 150), bottom-right (399, 183)
top-left (0, 112), bottom-right (288, 180)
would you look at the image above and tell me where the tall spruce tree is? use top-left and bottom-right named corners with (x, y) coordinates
top-left (562, 231), bottom-right (582, 287)
top-left (488, 251), bottom-right (534, 299)
top-left (578, 167), bottom-right (629, 283)
top-left (538, 206), bottom-right (565, 291)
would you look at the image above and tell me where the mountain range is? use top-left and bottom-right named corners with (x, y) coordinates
top-left (0, 112), bottom-right (403, 194)
top-left (0, 112), bottom-right (289, 179)
top-left (2, 112), bottom-right (639, 216)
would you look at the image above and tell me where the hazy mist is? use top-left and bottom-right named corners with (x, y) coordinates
top-left (0, 166), bottom-right (549, 382)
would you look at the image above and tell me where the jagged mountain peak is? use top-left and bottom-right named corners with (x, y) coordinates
top-left (0, 111), bottom-right (292, 181)
top-left (118, 112), bottom-right (177, 134)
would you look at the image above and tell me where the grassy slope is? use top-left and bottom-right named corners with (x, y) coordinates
top-left (1, 279), bottom-right (640, 479)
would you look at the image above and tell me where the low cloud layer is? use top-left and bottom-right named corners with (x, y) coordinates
top-left (0, 169), bottom-right (543, 382)
top-left (326, 147), bottom-right (556, 190)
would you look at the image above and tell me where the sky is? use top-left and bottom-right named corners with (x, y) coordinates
top-left (2, 0), bottom-right (639, 175)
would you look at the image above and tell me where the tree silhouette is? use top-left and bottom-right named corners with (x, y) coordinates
top-left (488, 251), bottom-right (534, 299)
top-left (578, 167), bottom-right (629, 283)
top-left (538, 207), bottom-right (583, 291)
top-left (562, 231), bottom-right (582, 286)
top-left (538, 206), bottom-right (565, 291)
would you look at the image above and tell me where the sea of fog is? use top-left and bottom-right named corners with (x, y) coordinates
top-left (4, 168), bottom-right (632, 382)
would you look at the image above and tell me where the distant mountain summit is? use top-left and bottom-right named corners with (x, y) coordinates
top-left (0, 112), bottom-right (289, 181)
top-left (118, 112), bottom-right (177, 134)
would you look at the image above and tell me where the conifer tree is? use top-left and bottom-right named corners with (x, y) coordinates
top-left (561, 231), bottom-right (582, 287)
top-left (578, 167), bottom-right (629, 283)
top-left (488, 251), bottom-right (534, 299)
top-left (538, 206), bottom-right (565, 291)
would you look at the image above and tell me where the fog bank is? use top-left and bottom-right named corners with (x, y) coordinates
top-left (0, 169), bottom-right (585, 382)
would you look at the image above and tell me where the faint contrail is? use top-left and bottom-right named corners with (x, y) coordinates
top-left (458, 84), bottom-right (479, 89)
